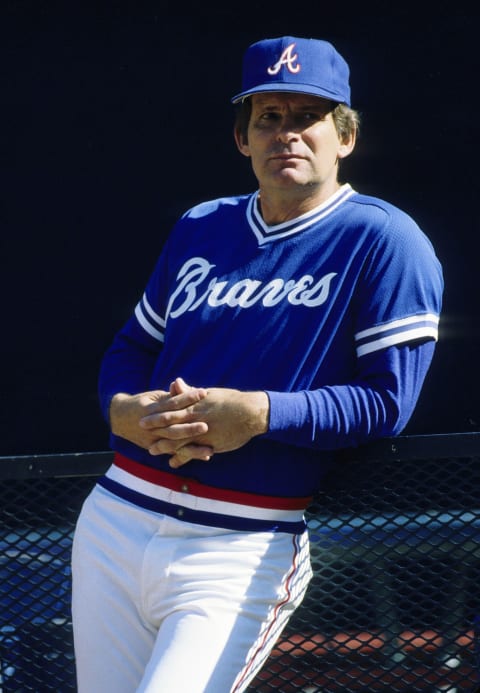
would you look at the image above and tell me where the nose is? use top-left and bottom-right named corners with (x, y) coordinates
top-left (276, 115), bottom-right (300, 143)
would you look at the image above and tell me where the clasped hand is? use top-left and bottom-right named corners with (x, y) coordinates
top-left (109, 377), bottom-right (269, 469)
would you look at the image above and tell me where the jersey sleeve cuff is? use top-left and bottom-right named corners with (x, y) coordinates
top-left (265, 390), bottom-right (312, 438)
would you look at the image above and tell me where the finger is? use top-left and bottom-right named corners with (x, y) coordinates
top-left (150, 421), bottom-right (208, 440)
top-left (169, 377), bottom-right (195, 397)
top-left (149, 407), bottom-right (193, 427)
top-left (143, 385), bottom-right (206, 411)
top-left (166, 387), bottom-right (208, 411)
top-left (140, 392), bottom-right (207, 426)
top-left (172, 377), bottom-right (191, 394)
top-left (169, 385), bottom-right (206, 410)
top-left (141, 408), bottom-right (207, 429)
top-left (168, 444), bottom-right (214, 468)
top-left (169, 378), bottom-right (191, 397)
top-left (147, 427), bottom-right (209, 455)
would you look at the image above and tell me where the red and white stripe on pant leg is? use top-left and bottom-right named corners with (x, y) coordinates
top-left (231, 530), bottom-right (313, 692)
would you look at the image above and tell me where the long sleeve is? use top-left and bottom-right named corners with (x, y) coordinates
top-left (98, 314), bottom-right (162, 422)
top-left (266, 340), bottom-right (436, 450)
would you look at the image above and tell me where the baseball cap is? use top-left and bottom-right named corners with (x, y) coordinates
top-left (231, 36), bottom-right (351, 106)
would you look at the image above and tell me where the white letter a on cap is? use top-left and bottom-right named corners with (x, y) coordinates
top-left (267, 43), bottom-right (301, 75)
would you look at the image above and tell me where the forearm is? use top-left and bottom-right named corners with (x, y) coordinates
top-left (98, 326), bottom-right (159, 421)
top-left (266, 385), bottom-right (396, 449)
top-left (132, 343), bottom-right (436, 465)
top-left (265, 341), bottom-right (436, 450)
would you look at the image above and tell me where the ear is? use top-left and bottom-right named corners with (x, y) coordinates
top-left (337, 130), bottom-right (356, 160)
top-left (234, 126), bottom-right (251, 157)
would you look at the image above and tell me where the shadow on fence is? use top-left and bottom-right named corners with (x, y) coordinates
top-left (0, 433), bottom-right (479, 692)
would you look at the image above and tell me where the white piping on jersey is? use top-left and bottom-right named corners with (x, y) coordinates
top-left (355, 314), bottom-right (440, 357)
top-left (357, 326), bottom-right (439, 356)
top-left (134, 300), bottom-right (165, 342)
top-left (247, 183), bottom-right (355, 245)
top-left (356, 313), bottom-right (440, 340)
top-left (141, 293), bottom-right (166, 328)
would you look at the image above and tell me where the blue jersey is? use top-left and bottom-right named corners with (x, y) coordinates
top-left (98, 184), bottom-right (443, 532)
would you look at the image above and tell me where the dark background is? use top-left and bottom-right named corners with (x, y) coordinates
top-left (1, 2), bottom-right (478, 455)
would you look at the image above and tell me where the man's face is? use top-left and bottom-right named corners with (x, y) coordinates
top-left (236, 92), bottom-right (352, 196)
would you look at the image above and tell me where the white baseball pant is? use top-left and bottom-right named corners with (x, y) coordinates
top-left (71, 484), bottom-right (312, 692)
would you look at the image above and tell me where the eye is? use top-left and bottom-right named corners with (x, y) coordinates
top-left (259, 111), bottom-right (280, 121)
top-left (253, 111), bottom-right (281, 129)
top-left (300, 112), bottom-right (325, 123)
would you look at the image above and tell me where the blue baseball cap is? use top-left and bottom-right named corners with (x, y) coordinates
top-left (231, 36), bottom-right (351, 106)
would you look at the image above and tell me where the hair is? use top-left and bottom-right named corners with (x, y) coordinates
top-left (234, 97), bottom-right (360, 146)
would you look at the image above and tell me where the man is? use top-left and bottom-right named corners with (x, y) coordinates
top-left (72, 36), bottom-right (443, 692)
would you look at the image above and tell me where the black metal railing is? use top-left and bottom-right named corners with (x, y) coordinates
top-left (0, 433), bottom-right (479, 692)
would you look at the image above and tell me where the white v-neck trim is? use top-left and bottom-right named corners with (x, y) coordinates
top-left (247, 184), bottom-right (355, 245)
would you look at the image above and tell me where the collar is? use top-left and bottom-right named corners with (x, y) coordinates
top-left (246, 183), bottom-right (355, 245)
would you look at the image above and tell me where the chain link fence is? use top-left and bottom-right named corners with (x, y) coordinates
top-left (0, 435), bottom-right (479, 692)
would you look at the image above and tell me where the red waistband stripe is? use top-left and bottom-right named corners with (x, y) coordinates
top-left (106, 453), bottom-right (311, 524)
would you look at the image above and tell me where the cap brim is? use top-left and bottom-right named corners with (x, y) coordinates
top-left (231, 82), bottom-right (349, 105)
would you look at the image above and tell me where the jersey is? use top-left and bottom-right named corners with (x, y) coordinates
top-left (98, 184), bottom-right (443, 533)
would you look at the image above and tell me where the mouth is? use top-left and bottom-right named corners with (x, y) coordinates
top-left (268, 153), bottom-right (305, 165)
top-left (270, 153), bottom-right (304, 160)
